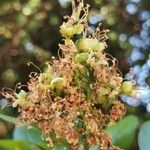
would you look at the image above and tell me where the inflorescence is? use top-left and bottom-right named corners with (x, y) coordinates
top-left (2, 0), bottom-right (128, 149)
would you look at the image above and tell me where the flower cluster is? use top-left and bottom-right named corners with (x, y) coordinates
top-left (2, 0), bottom-right (126, 149)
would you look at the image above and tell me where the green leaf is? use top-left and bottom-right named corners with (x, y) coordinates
top-left (0, 140), bottom-right (41, 150)
top-left (89, 145), bottom-right (99, 150)
top-left (51, 141), bottom-right (70, 150)
top-left (13, 126), bottom-right (48, 149)
top-left (13, 126), bottom-right (71, 150)
top-left (0, 113), bottom-right (16, 124)
top-left (138, 121), bottom-right (150, 150)
top-left (106, 115), bottom-right (139, 150)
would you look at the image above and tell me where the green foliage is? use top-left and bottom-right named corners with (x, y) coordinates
top-left (0, 140), bottom-right (41, 150)
top-left (89, 145), bottom-right (99, 150)
top-left (1, 114), bottom-right (150, 150)
top-left (13, 126), bottom-right (48, 149)
top-left (0, 124), bottom-right (70, 150)
top-left (138, 121), bottom-right (150, 150)
top-left (106, 115), bottom-right (139, 150)
top-left (50, 141), bottom-right (70, 150)
top-left (0, 113), bottom-right (16, 124)
top-left (13, 126), bottom-right (72, 150)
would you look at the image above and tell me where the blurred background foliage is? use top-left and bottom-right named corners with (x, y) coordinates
top-left (0, 0), bottom-right (150, 149)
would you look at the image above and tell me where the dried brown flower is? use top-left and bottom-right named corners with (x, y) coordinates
top-left (2, 0), bottom-right (126, 149)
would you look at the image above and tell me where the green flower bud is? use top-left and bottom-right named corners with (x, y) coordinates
top-left (60, 23), bottom-right (74, 38)
top-left (97, 87), bottom-right (108, 104)
top-left (74, 52), bottom-right (89, 64)
top-left (121, 81), bottom-right (134, 96)
top-left (74, 24), bottom-right (83, 34)
top-left (13, 90), bottom-right (27, 107)
top-left (38, 64), bottom-right (54, 91)
top-left (76, 38), bottom-right (105, 52)
top-left (50, 77), bottom-right (66, 92)
top-left (39, 64), bottom-right (53, 84)
top-left (97, 42), bottom-right (105, 51)
top-left (60, 23), bottom-right (83, 38)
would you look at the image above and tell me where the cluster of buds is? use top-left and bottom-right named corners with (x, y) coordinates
top-left (2, 0), bottom-right (127, 149)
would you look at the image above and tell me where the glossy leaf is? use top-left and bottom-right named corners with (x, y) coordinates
top-left (13, 126), bottom-right (48, 149)
top-left (13, 126), bottom-right (71, 150)
top-left (138, 121), bottom-right (150, 150)
top-left (106, 115), bottom-right (139, 150)
top-left (0, 113), bottom-right (16, 124)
